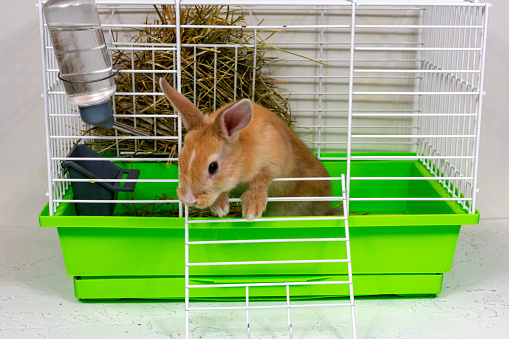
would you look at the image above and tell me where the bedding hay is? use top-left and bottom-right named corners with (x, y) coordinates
top-left (85, 5), bottom-right (293, 159)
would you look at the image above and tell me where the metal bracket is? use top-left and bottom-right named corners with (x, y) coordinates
top-left (57, 69), bottom-right (120, 84)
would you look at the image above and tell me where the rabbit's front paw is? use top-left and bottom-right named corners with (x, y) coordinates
top-left (241, 190), bottom-right (267, 221)
top-left (210, 192), bottom-right (230, 217)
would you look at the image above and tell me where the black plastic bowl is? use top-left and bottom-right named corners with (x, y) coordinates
top-left (61, 144), bottom-right (140, 216)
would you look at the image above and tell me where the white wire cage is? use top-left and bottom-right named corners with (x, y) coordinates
top-left (39, 0), bottom-right (490, 338)
top-left (40, 0), bottom-right (489, 216)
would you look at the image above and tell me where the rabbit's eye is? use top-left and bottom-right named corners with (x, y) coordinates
top-left (208, 161), bottom-right (218, 174)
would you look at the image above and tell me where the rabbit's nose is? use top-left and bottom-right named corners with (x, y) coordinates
top-left (183, 188), bottom-right (197, 205)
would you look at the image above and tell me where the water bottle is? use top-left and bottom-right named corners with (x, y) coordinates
top-left (43, 0), bottom-right (115, 129)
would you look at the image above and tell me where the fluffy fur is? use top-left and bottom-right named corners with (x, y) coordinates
top-left (160, 77), bottom-right (337, 220)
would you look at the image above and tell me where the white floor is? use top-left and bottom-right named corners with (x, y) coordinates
top-left (1, 219), bottom-right (508, 339)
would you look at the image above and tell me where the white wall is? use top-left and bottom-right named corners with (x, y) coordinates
top-left (1, 0), bottom-right (507, 227)
top-left (476, 0), bottom-right (509, 220)
top-left (0, 1), bottom-right (47, 226)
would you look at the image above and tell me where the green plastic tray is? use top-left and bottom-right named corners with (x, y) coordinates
top-left (39, 157), bottom-right (479, 300)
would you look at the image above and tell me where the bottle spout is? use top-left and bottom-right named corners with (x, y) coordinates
top-left (79, 100), bottom-right (114, 129)
top-left (112, 121), bottom-right (150, 137)
top-left (79, 100), bottom-right (150, 136)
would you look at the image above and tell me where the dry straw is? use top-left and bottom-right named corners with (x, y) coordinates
top-left (120, 193), bottom-right (244, 218)
top-left (85, 5), bottom-right (293, 158)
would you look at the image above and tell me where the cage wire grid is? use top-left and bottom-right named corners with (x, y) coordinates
top-left (38, 0), bottom-right (490, 338)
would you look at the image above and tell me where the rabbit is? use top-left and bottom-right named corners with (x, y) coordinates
top-left (159, 77), bottom-right (339, 220)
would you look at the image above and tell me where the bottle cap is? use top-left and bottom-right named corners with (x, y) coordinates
top-left (79, 100), bottom-right (114, 129)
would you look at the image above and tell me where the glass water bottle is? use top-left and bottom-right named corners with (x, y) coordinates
top-left (43, 0), bottom-right (115, 129)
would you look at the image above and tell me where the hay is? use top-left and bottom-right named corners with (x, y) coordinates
top-left (120, 194), bottom-right (244, 218)
top-left (86, 5), bottom-right (293, 157)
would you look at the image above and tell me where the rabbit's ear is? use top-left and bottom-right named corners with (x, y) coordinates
top-left (159, 77), bottom-right (203, 131)
top-left (214, 99), bottom-right (253, 141)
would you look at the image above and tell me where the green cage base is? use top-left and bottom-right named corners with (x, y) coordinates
top-left (40, 156), bottom-right (479, 300)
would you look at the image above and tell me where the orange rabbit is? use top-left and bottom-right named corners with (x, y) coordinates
top-left (160, 78), bottom-right (337, 220)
